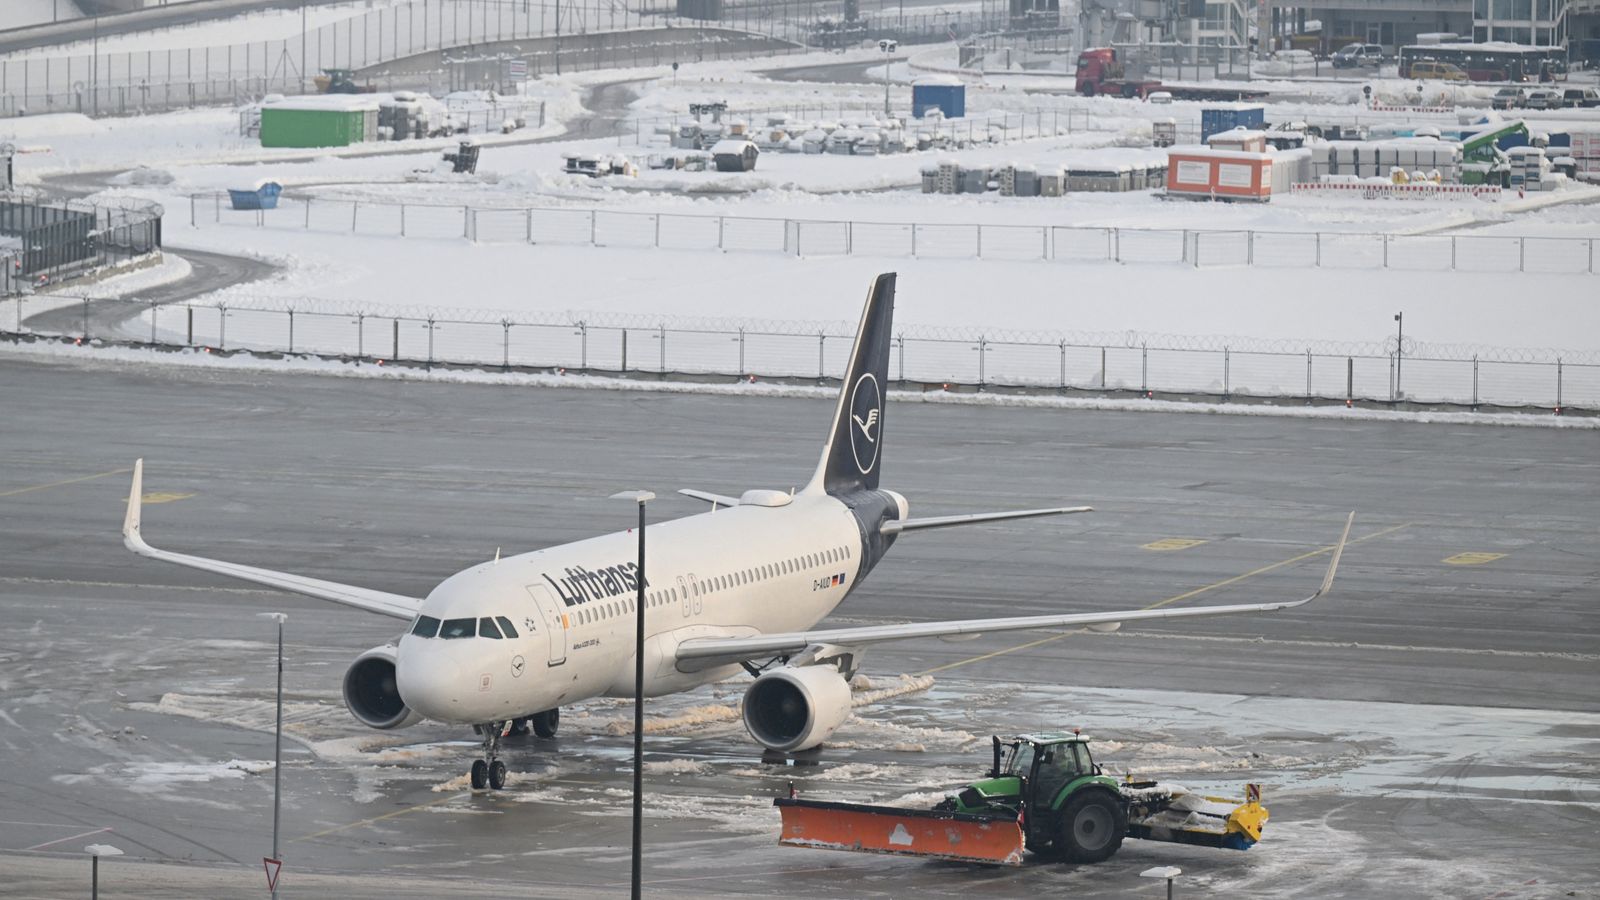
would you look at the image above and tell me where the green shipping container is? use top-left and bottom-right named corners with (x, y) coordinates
top-left (260, 106), bottom-right (371, 149)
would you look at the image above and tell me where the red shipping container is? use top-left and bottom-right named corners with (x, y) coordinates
top-left (1165, 149), bottom-right (1272, 201)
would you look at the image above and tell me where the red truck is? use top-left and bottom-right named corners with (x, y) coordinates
top-left (1075, 48), bottom-right (1268, 101)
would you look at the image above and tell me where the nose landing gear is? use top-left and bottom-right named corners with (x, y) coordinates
top-left (470, 720), bottom-right (509, 790)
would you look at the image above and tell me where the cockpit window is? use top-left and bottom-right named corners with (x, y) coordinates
top-left (479, 617), bottom-right (503, 639)
top-left (496, 616), bottom-right (519, 638)
top-left (439, 617), bottom-right (476, 639)
top-left (412, 615), bottom-right (441, 638)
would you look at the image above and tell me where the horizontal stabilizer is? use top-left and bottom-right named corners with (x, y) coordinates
top-left (881, 505), bottom-right (1093, 535)
top-left (122, 460), bottom-right (424, 620)
top-left (678, 489), bottom-right (740, 507)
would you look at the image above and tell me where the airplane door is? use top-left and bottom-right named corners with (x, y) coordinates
top-left (524, 584), bottom-right (568, 666)
top-left (676, 576), bottom-right (690, 618)
top-left (689, 574), bottom-right (703, 614)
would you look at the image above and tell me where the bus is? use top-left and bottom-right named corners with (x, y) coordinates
top-left (1398, 42), bottom-right (1565, 82)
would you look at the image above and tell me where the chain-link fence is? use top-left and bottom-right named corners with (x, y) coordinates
top-left (1, 198), bottom-right (163, 294)
top-left (5, 293), bottom-right (1594, 411)
top-left (185, 192), bottom-right (1600, 276)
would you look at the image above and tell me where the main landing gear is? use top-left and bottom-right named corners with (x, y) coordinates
top-left (471, 709), bottom-right (559, 790)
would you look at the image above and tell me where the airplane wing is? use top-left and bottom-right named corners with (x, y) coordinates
top-left (674, 513), bottom-right (1354, 669)
top-left (882, 505), bottom-right (1093, 535)
top-left (122, 460), bottom-right (424, 620)
top-left (678, 489), bottom-right (741, 507)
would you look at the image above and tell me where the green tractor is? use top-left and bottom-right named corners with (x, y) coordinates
top-left (936, 732), bottom-right (1129, 862)
top-left (776, 731), bottom-right (1268, 866)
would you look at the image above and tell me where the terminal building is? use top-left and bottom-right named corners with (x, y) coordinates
top-left (1264, 0), bottom-right (1599, 59)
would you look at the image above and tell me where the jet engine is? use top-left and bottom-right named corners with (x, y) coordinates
top-left (742, 665), bottom-right (852, 752)
top-left (342, 644), bottom-right (425, 730)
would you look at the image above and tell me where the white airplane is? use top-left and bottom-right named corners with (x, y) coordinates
top-left (123, 273), bottom-right (1353, 790)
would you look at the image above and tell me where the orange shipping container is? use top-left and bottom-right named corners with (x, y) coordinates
top-left (1165, 149), bottom-right (1272, 201)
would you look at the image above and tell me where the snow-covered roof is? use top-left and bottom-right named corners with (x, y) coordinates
top-left (1166, 146), bottom-right (1272, 162)
top-left (913, 74), bottom-right (963, 87)
top-left (710, 139), bottom-right (758, 155)
top-left (265, 95), bottom-right (381, 112)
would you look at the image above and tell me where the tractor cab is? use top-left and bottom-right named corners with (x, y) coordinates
top-left (996, 733), bottom-right (1100, 810)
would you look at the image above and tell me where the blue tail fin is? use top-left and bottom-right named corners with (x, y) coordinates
top-left (803, 273), bottom-right (895, 497)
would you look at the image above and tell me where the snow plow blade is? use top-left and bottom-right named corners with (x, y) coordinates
top-left (774, 798), bottom-right (1025, 866)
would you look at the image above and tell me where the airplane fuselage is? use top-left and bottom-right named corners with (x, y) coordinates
top-left (394, 493), bottom-right (868, 725)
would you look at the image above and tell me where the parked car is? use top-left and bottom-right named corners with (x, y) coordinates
top-left (1146, 91), bottom-right (1173, 104)
top-left (1410, 61), bottom-right (1468, 82)
top-left (1524, 88), bottom-right (1565, 110)
top-left (1332, 43), bottom-right (1384, 69)
top-left (1562, 87), bottom-right (1600, 107)
top-left (1491, 86), bottom-right (1529, 110)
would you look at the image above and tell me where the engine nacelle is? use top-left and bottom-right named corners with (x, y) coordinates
top-left (742, 665), bottom-right (852, 752)
top-left (342, 644), bottom-right (425, 730)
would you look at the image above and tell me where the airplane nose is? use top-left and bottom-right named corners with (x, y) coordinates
top-left (396, 643), bottom-right (464, 722)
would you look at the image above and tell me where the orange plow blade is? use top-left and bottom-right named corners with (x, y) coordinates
top-left (775, 798), bottom-right (1025, 866)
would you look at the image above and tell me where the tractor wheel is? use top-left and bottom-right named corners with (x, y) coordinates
top-left (1057, 789), bottom-right (1127, 864)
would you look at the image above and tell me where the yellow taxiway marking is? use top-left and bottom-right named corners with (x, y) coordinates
top-left (0, 466), bottom-right (131, 499)
top-left (916, 521), bottom-right (1414, 677)
top-left (1444, 552), bottom-right (1506, 566)
top-left (1142, 538), bottom-right (1208, 551)
top-left (291, 792), bottom-right (466, 843)
top-left (135, 491), bottom-right (194, 505)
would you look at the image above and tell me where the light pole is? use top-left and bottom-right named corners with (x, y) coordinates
top-left (609, 490), bottom-right (654, 900)
top-left (1393, 311), bottom-right (1404, 401)
top-left (258, 612), bottom-right (287, 900)
top-left (85, 843), bottom-right (122, 899)
top-left (300, 1), bottom-right (308, 95)
top-left (878, 39), bottom-right (898, 117)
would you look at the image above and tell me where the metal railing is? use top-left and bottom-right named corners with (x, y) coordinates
top-left (1, 198), bottom-right (164, 295)
top-left (5, 294), bottom-right (1594, 412)
top-left (185, 193), bottom-right (1600, 276)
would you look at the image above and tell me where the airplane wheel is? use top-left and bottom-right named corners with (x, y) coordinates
top-left (507, 718), bottom-right (531, 737)
top-left (471, 759), bottom-right (489, 790)
top-left (489, 760), bottom-right (507, 790)
top-left (532, 708), bottom-right (560, 738)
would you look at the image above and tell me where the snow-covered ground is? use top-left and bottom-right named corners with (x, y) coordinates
top-left (5, 50), bottom-right (1599, 407)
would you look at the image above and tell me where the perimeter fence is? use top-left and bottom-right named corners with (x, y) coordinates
top-left (0, 0), bottom-right (1005, 118)
top-left (1, 198), bottom-right (163, 295)
top-left (4, 295), bottom-right (1595, 412)
top-left (186, 192), bottom-right (1600, 276)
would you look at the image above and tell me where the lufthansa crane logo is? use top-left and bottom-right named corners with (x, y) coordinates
top-left (848, 373), bottom-right (882, 475)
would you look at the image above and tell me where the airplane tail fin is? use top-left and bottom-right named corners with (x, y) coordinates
top-left (803, 273), bottom-right (895, 497)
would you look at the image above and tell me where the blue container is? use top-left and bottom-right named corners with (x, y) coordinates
top-left (228, 181), bottom-right (282, 210)
top-left (912, 79), bottom-right (966, 119)
top-left (1200, 105), bottom-right (1265, 142)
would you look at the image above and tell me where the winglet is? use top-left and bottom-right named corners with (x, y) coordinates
top-left (1319, 511), bottom-right (1355, 598)
top-left (123, 459), bottom-right (149, 554)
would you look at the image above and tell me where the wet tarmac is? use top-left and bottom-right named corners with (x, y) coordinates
top-left (0, 354), bottom-right (1595, 898)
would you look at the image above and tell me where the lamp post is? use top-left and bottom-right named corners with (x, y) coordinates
top-left (85, 843), bottom-right (122, 900)
top-left (609, 490), bottom-right (654, 900)
top-left (1393, 311), bottom-right (1404, 401)
top-left (300, 1), bottom-right (308, 95)
top-left (258, 612), bottom-right (287, 900)
top-left (878, 39), bottom-right (898, 117)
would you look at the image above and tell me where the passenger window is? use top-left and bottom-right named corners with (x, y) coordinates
top-left (411, 615), bottom-right (441, 638)
top-left (439, 617), bottom-right (475, 639)
top-left (479, 617), bottom-right (503, 639)
top-left (496, 616), bottom-right (518, 638)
